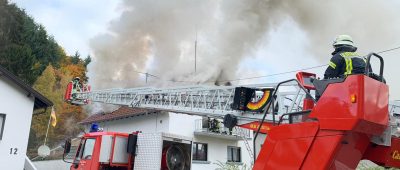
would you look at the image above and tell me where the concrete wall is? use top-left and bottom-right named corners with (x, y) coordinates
top-left (0, 77), bottom-right (35, 170)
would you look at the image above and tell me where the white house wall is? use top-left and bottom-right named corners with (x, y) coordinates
top-left (0, 77), bottom-right (35, 170)
top-left (168, 113), bottom-right (200, 137)
top-left (93, 112), bottom-right (170, 134)
top-left (168, 112), bottom-right (252, 170)
top-left (238, 138), bottom-right (253, 168)
top-left (192, 136), bottom-right (241, 170)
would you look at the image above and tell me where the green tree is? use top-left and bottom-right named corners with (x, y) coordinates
top-left (0, 0), bottom-right (66, 84)
top-left (0, 0), bottom-right (89, 158)
top-left (71, 51), bottom-right (81, 64)
top-left (0, 44), bottom-right (37, 84)
top-left (84, 55), bottom-right (91, 68)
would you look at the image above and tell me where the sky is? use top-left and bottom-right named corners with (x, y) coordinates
top-left (9, 0), bottom-right (400, 100)
top-left (10, 0), bottom-right (122, 57)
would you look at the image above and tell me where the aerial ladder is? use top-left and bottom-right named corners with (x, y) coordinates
top-left (64, 53), bottom-right (400, 169)
top-left (65, 76), bottom-right (311, 134)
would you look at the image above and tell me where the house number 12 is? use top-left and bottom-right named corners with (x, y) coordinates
top-left (10, 148), bottom-right (17, 155)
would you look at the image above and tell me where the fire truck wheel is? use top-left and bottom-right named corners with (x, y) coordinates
top-left (164, 145), bottom-right (187, 170)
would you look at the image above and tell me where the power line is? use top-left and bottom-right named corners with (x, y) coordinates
top-left (132, 45), bottom-right (400, 84)
top-left (132, 70), bottom-right (160, 84)
top-left (201, 45), bottom-right (400, 83)
top-left (376, 46), bottom-right (400, 54)
top-left (206, 64), bottom-right (328, 83)
top-left (132, 70), bottom-right (159, 78)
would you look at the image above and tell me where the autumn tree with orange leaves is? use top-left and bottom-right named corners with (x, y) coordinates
top-left (0, 0), bottom-right (91, 158)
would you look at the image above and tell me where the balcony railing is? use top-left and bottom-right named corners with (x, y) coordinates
top-left (194, 119), bottom-right (251, 140)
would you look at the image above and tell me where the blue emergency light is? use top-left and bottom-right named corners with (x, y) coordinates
top-left (90, 123), bottom-right (99, 132)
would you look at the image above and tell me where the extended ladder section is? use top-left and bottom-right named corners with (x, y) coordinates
top-left (66, 82), bottom-right (309, 123)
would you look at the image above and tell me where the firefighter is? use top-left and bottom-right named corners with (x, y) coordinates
top-left (71, 77), bottom-right (80, 99)
top-left (324, 35), bottom-right (367, 79)
top-left (209, 118), bottom-right (220, 133)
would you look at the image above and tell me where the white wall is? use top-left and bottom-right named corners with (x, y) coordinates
top-left (192, 136), bottom-right (240, 170)
top-left (168, 113), bottom-right (200, 137)
top-left (168, 113), bottom-right (252, 170)
top-left (0, 77), bottom-right (35, 170)
top-left (238, 138), bottom-right (254, 168)
top-left (91, 112), bottom-right (170, 134)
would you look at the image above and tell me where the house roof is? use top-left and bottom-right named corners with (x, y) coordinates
top-left (0, 65), bottom-right (53, 109)
top-left (80, 106), bottom-right (160, 125)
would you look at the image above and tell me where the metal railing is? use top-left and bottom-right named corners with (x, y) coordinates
top-left (194, 119), bottom-right (251, 139)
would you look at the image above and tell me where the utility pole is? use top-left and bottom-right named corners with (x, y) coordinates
top-left (195, 31), bottom-right (197, 74)
top-left (145, 73), bottom-right (148, 84)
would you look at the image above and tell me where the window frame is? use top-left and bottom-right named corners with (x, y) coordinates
top-left (73, 139), bottom-right (85, 162)
top-left (192, 142), bottom-right (208, 161)
top-left (227, 146), bottom-right (241, 163)
top-left (80, 138), bottom-right (96, 160)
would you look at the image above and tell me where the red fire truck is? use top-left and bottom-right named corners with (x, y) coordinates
top-left (63, 131), bottom-right (192, 170)
top-left (63, 53), bottom-right (400, 169)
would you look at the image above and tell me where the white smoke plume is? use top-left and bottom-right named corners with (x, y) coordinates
top-left (89, 0), bottom-right (288, 89)
top-left (279, 0), bottom-right (400, 60)
top-left (87, 0), bottom-right (400, 113)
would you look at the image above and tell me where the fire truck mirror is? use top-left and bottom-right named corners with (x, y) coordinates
top-left (73, 162), bottom-right (79, 169)
top-left (296, 72), bottom-right (316, 90)
top-left (64, 139), bottom-right (71, 154)
top-left (127, 134), bottom-right (138, 155)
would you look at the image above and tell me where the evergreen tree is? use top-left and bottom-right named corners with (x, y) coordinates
top-left (1, 0), bottom-right (89, 158)
top-left (0, 0), bottom-right (66, 84)
top-left (0, 44), bottom-right (37, 84)
top-left (71, 51), bottom-right (81, 64)
top-left (84, 55), bottom-right (91, 68)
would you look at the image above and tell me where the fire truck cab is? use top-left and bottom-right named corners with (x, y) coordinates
top-left (64, 131), bottom-right (133, 170)
top-left (63, 130), bottom-right (192, 170)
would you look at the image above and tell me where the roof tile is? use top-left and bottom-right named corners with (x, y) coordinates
top-left (80, 106), bottom-right (159, 124)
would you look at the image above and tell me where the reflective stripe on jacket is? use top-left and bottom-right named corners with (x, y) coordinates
top-left (324, 50), bottom-right (366, 79)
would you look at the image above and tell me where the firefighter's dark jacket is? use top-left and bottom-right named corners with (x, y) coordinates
top-left (324, 46), bottom-right (366, 79)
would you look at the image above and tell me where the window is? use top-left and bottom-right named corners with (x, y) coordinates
top-left (73, 139), bottom-right (85, 162)
top-left (192, 142), bottom-right (207, 161)
top-left (81, 138), bottom-right (96, 160)
top-left (0, 114), bottom-right (5, 140)
top-left (227, 146), bottom-right (241, 162)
